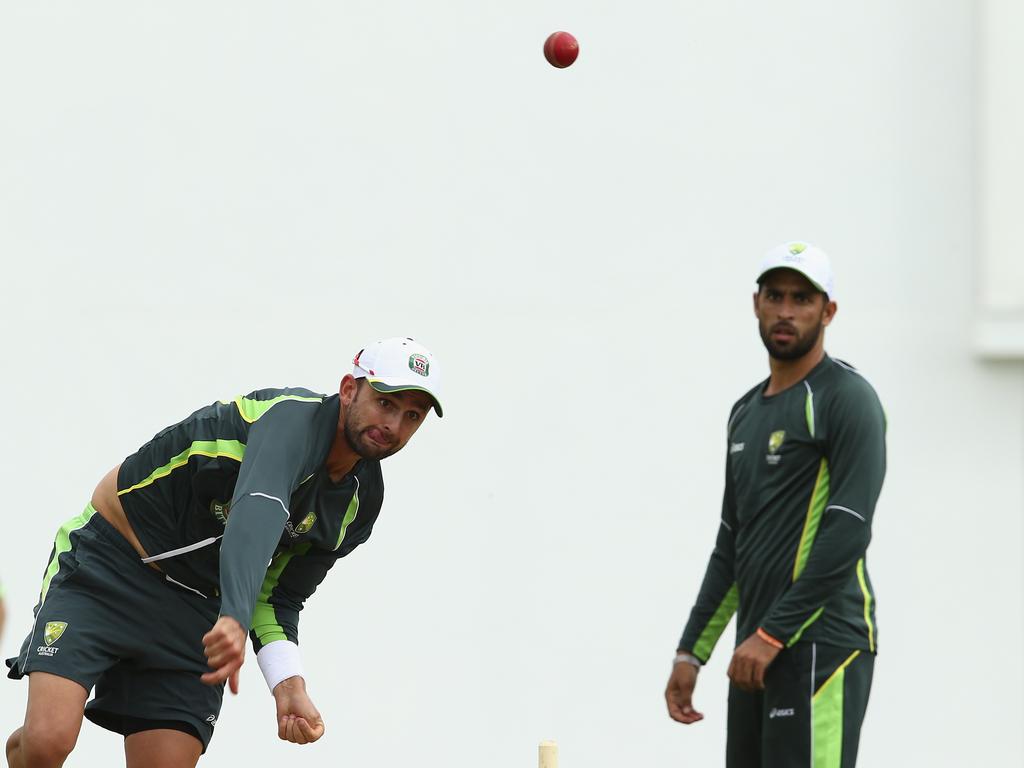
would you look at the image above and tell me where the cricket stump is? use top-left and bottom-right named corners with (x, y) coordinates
top-left (539, 740), bottom-right (558, 768)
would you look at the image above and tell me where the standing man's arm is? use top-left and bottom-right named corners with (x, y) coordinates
top-left (200, 400), bottom-right (319, 693)
top-left (250, 547), bottom-right (341, 744)
top-left (729, 382), bottom-right (886, 690)
top-left (666, 458), bottom-right (740, 724)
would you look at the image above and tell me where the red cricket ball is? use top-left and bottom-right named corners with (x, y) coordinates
top-left (543, 31), bottom-right (579, 68)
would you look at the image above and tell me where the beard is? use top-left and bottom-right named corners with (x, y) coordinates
top-left (343, 410), bottom-right (400, 460)
top-left (759, 318), bottom-right (824, 361)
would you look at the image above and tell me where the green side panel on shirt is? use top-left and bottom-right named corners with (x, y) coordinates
top-left (334, 484), bottom-right (361, 551)
top-left (856, 559), bottom-right (876, 652)
top-left (251, 543), bottom-right (312, 643)
top-left (692, 583), bottom-right (739, 662)
top-left (233, 394), bottom-right (323, 424)
top-left (787, 606), bottom-right (825, 646)
top-left (793, 458), bottom-right (830, 581)
top-left (118, 439), bottom-right (247, 496)
top-left (40, 503), bottom-right (96, 603)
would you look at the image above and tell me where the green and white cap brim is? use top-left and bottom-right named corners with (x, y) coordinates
top-left (757, 241), bottom-right (836, 300)
top-left (352, 337), bottom-right (444, 417)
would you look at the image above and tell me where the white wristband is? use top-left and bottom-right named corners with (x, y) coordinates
top-left (257, 640), bottom-right (305, 692)
top-left (674, 652), bottom-right (702, 671)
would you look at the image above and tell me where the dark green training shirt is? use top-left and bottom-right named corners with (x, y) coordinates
top-left (117, 388), bottom-right (383, 652)
top-left (679, 356), bottom-right (886, 661)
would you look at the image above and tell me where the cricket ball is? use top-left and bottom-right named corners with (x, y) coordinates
top-left (543, 31), bottom-right (579, 68)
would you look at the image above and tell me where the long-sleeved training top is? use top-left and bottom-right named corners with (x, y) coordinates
top-left (679, 356), bottom-right (886, 661)
top-left (116, 388), bottom-right (383, 652)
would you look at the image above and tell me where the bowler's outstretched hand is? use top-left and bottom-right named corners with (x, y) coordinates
top-left (201, 615), bottom-right (247, 693)
top-left (274, 676), bottom-right (325, 744)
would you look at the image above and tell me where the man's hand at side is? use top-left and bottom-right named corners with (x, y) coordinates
top-left (201, 616), bottom-right (247, 693)
top-left (665, 657), bottom-right (704, 724)
top-left (273, 676), bottom-right (325, 745)
top-left (727, 631), bottom-right (782, 692)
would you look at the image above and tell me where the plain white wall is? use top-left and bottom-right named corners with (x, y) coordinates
top-left (1, 2), bottom-right (1021, 766)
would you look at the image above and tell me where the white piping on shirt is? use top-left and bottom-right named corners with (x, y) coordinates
top-left (825, 504), bottom-right (866, 522)
top-left (164, 574), bottom-right (209, 598)
top-left (248, 492), bottom-right (290, 518)
top-left (832, 359), bottom-right (861, 376)
top-left (140, 491), bottom-right (288, 564)
top-left (142, 536), bottom-right (223, 563)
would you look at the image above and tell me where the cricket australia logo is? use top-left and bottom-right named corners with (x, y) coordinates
top-left (408, 353), bottom-right (429, 377)
top-left (294, 511), bottom-right (316, 534)
top-left (766, 430), bottom-right (786, 465)
top-left (783, 242), bottom-right (807, 264)
top-left (285, 511), bottom-right (317, 538)
top-left (44, 622), bottom-right (67, 646)
top-left (37, 621), bottom-right (68, 657)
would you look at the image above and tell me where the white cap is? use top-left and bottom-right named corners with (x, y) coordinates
top-left (757, 241), bottom-right (835, 300)
top-left (352, 337), bottom-right (444, 417)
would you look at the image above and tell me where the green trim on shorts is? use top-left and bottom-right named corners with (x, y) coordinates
top-left (812, 650), bottom-right (861, 767)
top-left (39, 503), bottom-right (96, 603)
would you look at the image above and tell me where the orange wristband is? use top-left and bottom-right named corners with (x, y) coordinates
top-left (756, 627), bottom-right (784, 649)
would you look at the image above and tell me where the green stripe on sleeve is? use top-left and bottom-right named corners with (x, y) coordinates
top-left (250, 543), bottom-right (312, 643)
top-left (692, 583), bottom-right (739, 662)
top-left (118, 439), bottom-right (247, 496)
top-left (793, 459), bottom-right (830, 581)
top-left (234, 394), bottom-right (323, 423)
top-left (39, 504), bottom-right (96, 603)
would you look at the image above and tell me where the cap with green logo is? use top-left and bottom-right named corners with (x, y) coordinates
top-left (352, 337), bottom-right (444, 417)
top-left (757, 241), bottom-right (836, 300)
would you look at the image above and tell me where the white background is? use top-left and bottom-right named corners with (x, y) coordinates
top-left (1, 2), bottom-right (1022, 766)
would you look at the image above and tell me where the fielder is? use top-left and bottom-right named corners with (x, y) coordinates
top-left (665, 243), bottom-right (886, 767)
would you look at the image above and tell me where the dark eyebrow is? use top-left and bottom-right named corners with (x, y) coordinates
top-left (391, 391), bottom-right (431, 412)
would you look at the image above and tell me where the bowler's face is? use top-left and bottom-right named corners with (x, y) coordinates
top-left (342, 380), bottom-right (433, 460)
top-left (753, 270), bottom-right (835, 361)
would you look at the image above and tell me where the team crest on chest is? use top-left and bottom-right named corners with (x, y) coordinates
top-left (766, 430), bottom-right (786, 465)
top-left (295, 511), bottom-right (316, 534)
top-left (210, 500), bottom-right (231, 525)
top-left (285, 510), bottom-right (317, 538)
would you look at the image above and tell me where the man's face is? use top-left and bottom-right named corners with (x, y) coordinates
top-left (753, 269), bottom-right (836, 361)
top-left (340, 378), bottom-right (433, 460)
